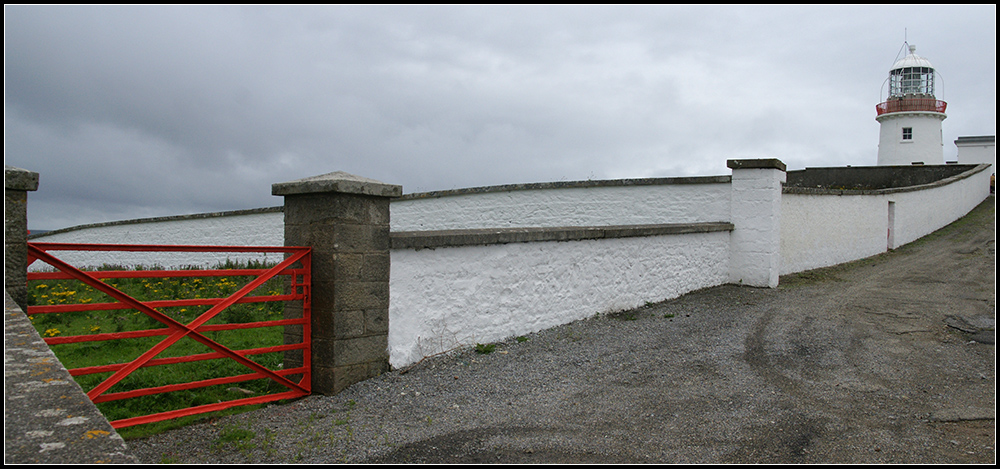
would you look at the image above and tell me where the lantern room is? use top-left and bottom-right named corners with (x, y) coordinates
top-left (888, 45), bottom-right (936, 98)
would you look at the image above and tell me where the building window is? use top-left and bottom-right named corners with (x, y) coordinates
top-left (902, 127), bottom-right (913, 140)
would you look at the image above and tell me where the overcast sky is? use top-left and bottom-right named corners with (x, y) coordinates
top-left (5, 5), bottom-right (996, 231)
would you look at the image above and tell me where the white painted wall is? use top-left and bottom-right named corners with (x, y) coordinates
top-left (890, 167), bottom-right (992, 247)
top-left (956, 141), bottom-right (995, 169)
top-left (390, 182), bottom-right (732, 231)
top-left (780, 194), bottom-right (889, 275)
top-left (729, 167), bottom-right (785, 287)
top-left (780, 165), bottom-right (991, 275)
top-left (388, 230), bottom-right (731, 368)
top-left (28, 210), bottom-right (284, 270)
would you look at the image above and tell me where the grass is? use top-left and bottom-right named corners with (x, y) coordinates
top-left (213, 424), bottom-right (257, 450)
top-left (25, 259), bottom-right (301, 440)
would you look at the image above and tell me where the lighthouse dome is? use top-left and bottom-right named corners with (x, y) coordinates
top-left (891, 45), bottom-right (934, 71)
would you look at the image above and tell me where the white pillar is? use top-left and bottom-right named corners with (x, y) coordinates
top-left (727, 159), bottom-right (785, 288)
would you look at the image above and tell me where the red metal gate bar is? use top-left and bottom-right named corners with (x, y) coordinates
top-left (34, 317), bottom-right (303, 347)
top-left (29, 268), bottom-right (292, 280)
top-left (67, 341), bottom-right (305, 377)
top-left (27, 245), bottom-right (308, 398)
top-left (27, 292), bottom-right (303, 315)
top-left (28, 242), bottom-right (302, 252)
top-left (109, 391), bottom-right (306, 429)
top-left (25, 243), bottom-right (311, 428)
top-left (92, 368), bottom-right (307, 402)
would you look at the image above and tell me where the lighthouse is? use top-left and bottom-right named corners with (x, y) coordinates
top-left (875, 44), bottom-right (947, 166)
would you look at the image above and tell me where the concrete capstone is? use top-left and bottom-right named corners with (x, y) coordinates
top-left (272, 171), bottom-right (402, 198)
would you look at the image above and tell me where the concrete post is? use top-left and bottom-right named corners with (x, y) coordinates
top-left (5, 165), bottom-right (40, 311)
top-left (272, 171), bottom-right (402, 395)
top-left (727, 159), bottom-right (786, 288)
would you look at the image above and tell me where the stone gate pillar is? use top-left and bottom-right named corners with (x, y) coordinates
top-left (727, 159), bottom-right (785, 288)
top-left (5, 165), bottom-right (39, 311)
top-left (272, 171), bottom-right (402, 395)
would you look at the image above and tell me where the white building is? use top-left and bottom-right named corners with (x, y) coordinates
top-left (954, 135), bottom-right (996, 169)
top-left (876, 44), bottom-right (947, 166)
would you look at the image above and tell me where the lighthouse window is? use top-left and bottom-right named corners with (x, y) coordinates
top-left (892, 67), bottom-right (935, 96)
top-left (902, 127), bottom-right (913, 140)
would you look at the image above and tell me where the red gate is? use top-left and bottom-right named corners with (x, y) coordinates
top-left (25, 243), bottom-right (311, 429)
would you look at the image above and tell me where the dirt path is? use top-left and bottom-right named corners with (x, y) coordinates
top-left (129, 196), bottom-right (995, 464)
top-left (725, 196), bottom-right (996, 463)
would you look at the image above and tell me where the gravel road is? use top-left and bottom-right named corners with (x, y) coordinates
top-left (128, 196), bottom-right (995, 464)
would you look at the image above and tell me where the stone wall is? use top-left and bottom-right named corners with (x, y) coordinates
top-left (5, 165), bottom-right (39, 310)
top-left (4, 290), bottom-right (133, 464)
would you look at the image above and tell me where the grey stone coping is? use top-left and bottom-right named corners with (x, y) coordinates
top-left (396, 175), bottom-right (732, 201)
top-left (783, 163), bottom-right (991, 196)
top-left (28, 206), bottom-right (284, 240)
top-left (726, 159), bottom-right (787, 171)
top-left (4, 290), bottom-right (135, 464)
top-left (390, 222), bottom-right (735, 250)
top-left (5, 165), bottom-right (40, 191)
top-left (954, 135), bottom-right (995, 145)
top-left (272, 171), bottom-right (402, 197)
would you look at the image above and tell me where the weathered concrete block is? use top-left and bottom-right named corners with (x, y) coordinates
top-left (360, 252), bottom-right (391, 283)
top-left (364, 308), bottom-right (389, 334)
top-left (333, 335), bottom-right (389, 368)
top-left (333, 309), bottom-right (366, 339)
top-left (272, 171), bottom-right (402, 198)
top-left (5, 166), bottom-right (39, 311)
top-left (4, 243), bottom-right (28, 289)
top-left (311, 364), bottom-right (337, 395)
top-left (334, 253), bottom-right (365, 281)
top-left (330, 252), bottom-right (390, 283)
top-left (4, 165), bottom-right (40, 192)
top-left (334, 282), bottom-right (390, 312)
top-left (312, 359), bottom-right (393, 396)
top-left (332, 223), bottom-right (391, 252)
top-left (5, 190), bottom-right (28, 240)
top-left (274, 171), bottom-right (398, 395)
top-left (283, 193), bottom-right (389, 226)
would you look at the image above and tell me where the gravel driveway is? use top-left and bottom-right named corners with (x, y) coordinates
top-left (128, 197), bottom-right (995, 464)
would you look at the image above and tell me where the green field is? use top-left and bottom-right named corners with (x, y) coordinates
top-left (26, 260), bottom-right (302, 439)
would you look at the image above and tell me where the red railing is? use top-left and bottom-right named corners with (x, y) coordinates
top-left (25, 243), bottom-right (311, 429)
top-left (876, 98), bottom-right (947, 116)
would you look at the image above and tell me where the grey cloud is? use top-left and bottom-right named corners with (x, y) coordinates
top-left (4, 5), bottom-right (995, 230)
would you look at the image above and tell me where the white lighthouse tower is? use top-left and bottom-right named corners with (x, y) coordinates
top-left (876, 44), bottom-right (947, 166)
